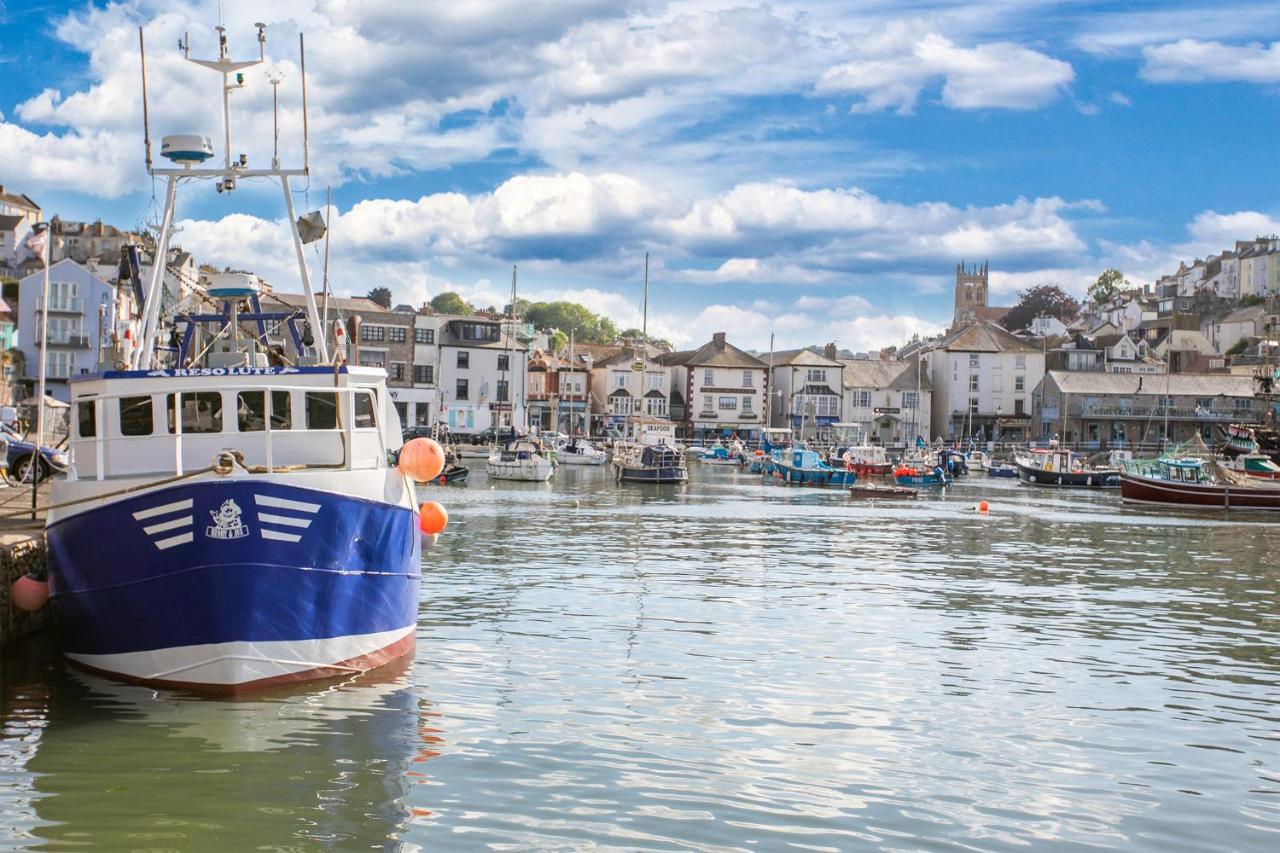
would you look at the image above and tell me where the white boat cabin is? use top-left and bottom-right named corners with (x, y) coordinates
top-left (68, 366), bottom-right (400, 481)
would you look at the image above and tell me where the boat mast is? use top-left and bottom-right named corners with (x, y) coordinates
top-left (640, 252), bottom-right (649, 423)
top-left (132, 22), bottom-right (328, 368)
top-left (503, 265), bottom-right (516, 431)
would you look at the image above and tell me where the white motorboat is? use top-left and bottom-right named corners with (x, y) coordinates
top-left (555, 437), bottom-right (607, 466)
top-left (487, 439), bottom-right (554, 481)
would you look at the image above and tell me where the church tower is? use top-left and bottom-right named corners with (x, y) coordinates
top-left (952, 260), bottom-right (989, 327)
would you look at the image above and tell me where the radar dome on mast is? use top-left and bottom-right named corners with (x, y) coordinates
top-left (160, 134), bottom-right (214, 164)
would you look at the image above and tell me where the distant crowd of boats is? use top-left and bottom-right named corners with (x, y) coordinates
top-left (427, 420), bottom-right (1280, 512)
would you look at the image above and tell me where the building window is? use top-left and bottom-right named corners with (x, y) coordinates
top-left (456, 379), bottom-right (469, 400)
top-left (702, 394), bottom-right (714, 413)
top-left (388, 326), bottom-right (406, 343)
top-left (390, 362), bottom-right (405, 381)
top-left (703, 368), bottom-right (714, 386)
top-left (1014, 375), bottom-right (1024, 392)
top-left (743, 370), bottom-right (753, 387)
top-left (742, 395), bottom-right (753, 413)
top-left (496, 380), bottom-right (509, 402)
top-left (969, 374), bottom-right (979, 392)
top-left (968, 397), bottom-right (979, 416)
top-left (645, 371), bottom-right (663, 390)
top-left (969, 353), bottom-right (979, 368)
top-left (718, 396), bottom-right (738, 410)
top-left (414, 328), bottom-right (434, 344)
top-left (646, 396), bottom-right (667, 417)
top-left (903, 391), bottom-right (918, 409)
top-left (806, 368), bottom-right (826, 382)
top-left (613, 371), bottom-right (628, 388)
top-left (1014, 398), bottom-right (1025, 416)
top-left (496, 354), bottom-right (510, 372)
top-left (413, 365), bottom-right (434, 384)
top-left (361, 325), bottom-right (386, 342)
top-left (1015, 354), bottom-right (1026, 368)
top-left (851, 390), bottom-right (871, 408)
top-left (457, 351), bottom-right (469, 369)
top-left (359, 351), bottom-right (386, 368)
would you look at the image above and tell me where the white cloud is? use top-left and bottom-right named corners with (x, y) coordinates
top-left (1182, 209), bottom-right (1280, 250)
top-left (818, 32), bottom-right (1073, 113)
top-left (1107, 91), bottom-right (1131, 106)
top-left (1141, 39), bottom-right (1280, 84)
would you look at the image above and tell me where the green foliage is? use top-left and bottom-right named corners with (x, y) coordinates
top-left (522, 300), bottom-right (619, 344)
top-left (549, 330), bottom-right (569, 352)
top-left (1238, 294), bottom-right (1265, 308)
top-left (1002, 284), bottom-right (1080, 332)
top-left (366, 286), bottom-right (393, 308)
top-left (1088, 268), bottom-right (1126, 305)
top-left (430, 291), bottom-right (474, 315)
top-left (1226, 337), bottom-right (1251, 356)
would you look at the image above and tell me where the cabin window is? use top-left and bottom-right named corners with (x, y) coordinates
top-left (305, 391), bottom-right (338, 430)
top-left (166, 392), bottom-right (223, 434)
top-left (237, 391), bottom-right (293, 431)
top-left (120, 396), bottom-right (154, 436)
top-left (77, 400), bottom-right (96, 438)
top-left (354, 390), bottom-right (377, 429)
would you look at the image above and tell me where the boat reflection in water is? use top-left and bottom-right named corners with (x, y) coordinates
top-left (5, 653), bottom-right (440, 848)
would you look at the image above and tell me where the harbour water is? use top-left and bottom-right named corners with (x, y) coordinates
top-left (2, 466), bottom-right (1278, 850)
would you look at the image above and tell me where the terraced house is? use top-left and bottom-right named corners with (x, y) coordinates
top-left (661, 332), bottom-right (769, 442)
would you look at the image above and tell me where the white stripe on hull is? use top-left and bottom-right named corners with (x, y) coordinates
top-left (65, 625), bottom-right (415, 687)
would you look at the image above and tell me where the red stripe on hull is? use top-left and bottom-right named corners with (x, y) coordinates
top-left (66, 632), bottom-right (417, 696)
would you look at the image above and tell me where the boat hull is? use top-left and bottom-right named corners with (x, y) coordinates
top-left (615, 465), bottom-right (688, 483)
top-left (46, 478), bottom-right (420, 694)
top-left (1119, 473), bottom-right (1280, 510)
top-left (894, 474), bottom-right (948, 487)
top-left (771, 465), bottom-right (857, 486)
top-left (486, 460), bottom-right (554, 481)
top-left (1016, 462), bottom-right (1120, 489)
top-left (557, 453), bottom-right (606, 466)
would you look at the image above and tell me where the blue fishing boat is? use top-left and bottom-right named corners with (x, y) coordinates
top-left (986, 461), bottom-right (1017, 478)
top-left (39, 23), bottom-right (428, 694)
top-left (768, 448), bottom-right (858, 486)
top-left (697, 442), bottom-right (744, 466)
top-left (892, 463), bottom-right (950, 487)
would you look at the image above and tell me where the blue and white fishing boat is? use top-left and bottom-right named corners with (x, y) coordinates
top-left (697, 441), bottom-right (745, 466)
top-left (986, 461), bottom-right (1018, 478)
top-left (44, 24), bottom-right (424, 694)
top-left (768, 447), bottom-right (857, 487)
top-left (892, 463), bottom-right (950, 487)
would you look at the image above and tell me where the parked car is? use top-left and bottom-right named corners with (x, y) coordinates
top-left (470, 426), bottom-right (518, 446)
top-left (0, 422), bottom-right (69, 483)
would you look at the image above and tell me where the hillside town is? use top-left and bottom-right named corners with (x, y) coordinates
top-left (2, 182), bottom-right (1277, 453)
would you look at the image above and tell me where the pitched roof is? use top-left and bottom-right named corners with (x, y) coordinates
top-left (841, 357), bottom-right (931, 392)
top-left (1219, 303), bottom-right (1266, 324)
top-left (767, 348), bottom-right (843, 367)
top-left (1046, 370), bottom-right (1255, 397)
top-left (936, 321), bottom-right (1041, 353)
top-left (265, 292), bottom-right (388, 315)
top-left (0, 186), bottom-right (38, 213)
top-left (675, 335), bottom-right (768, 369)
top-left (557, 341), bottom-right (623, 367)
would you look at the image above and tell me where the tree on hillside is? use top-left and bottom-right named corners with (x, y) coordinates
top-left (1088, 268), bottom-right (1127, 305)
top-left (522, 300), bottom-right (618, 344)
top-left (619, 328), bottom-right (674, 350)
top-left (430, 291), bottom-right (473, 315)
top-left (367, 286), bottom-right (393, 308)
top-left (1001, 284), bottom-right (1080, 332)
top-left (549, 330), bottom-right (569, 352)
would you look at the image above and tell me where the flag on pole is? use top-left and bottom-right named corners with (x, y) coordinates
top-left (18, 226), bottom-right (49, 266)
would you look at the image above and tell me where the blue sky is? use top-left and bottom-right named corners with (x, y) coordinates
top-left (1, 0), bottom-right (1278, 351)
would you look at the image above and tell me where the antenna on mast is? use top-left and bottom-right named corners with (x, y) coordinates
top-left (300, 33), bottom-right (310, 174)
top-left (267, 68), bottom-right (285, 170)
top-left (138, 27), bottom-right (152, 172)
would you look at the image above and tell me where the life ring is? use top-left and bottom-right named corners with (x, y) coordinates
top-left (438, 474), bottom-right (448, 485)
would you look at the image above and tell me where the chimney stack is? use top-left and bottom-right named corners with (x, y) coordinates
top-left (823, 342), bottom-right (837, 361)
top-left (712, 331), bottom-right (726, 350)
